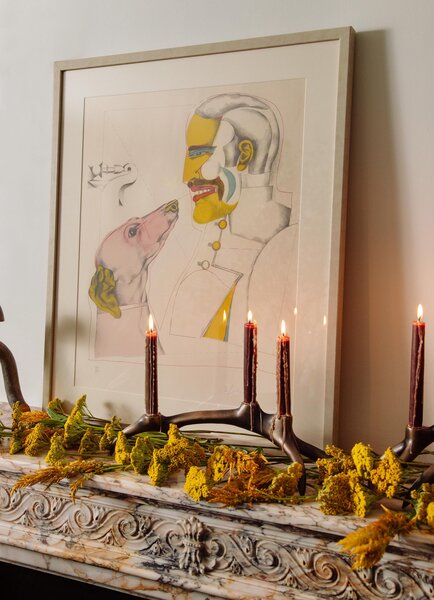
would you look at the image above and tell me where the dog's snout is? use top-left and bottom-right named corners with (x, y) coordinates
top-left (164, 199), bottom-right (179, 214)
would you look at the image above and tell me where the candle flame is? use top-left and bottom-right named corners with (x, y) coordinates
top-left (323, 315), bottom-right (327, 326)
top-left (294, 307), bottom-right (298, 316)
top-left (148, 314), bottom-right (154, 332)
top-left (417, 304), bottom-right (423, 322)
top-left (281, 320), bottom-right (286, 336)
top-left (247, 310), bottom-right (253, 323)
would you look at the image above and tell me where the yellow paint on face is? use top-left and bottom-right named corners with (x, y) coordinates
top-left (193, 196), bottom-right (237, 224)
top-left (183, 114), bottom-right (220, 183)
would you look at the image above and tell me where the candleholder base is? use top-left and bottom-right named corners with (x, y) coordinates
top-left (121, 402), bottom-right (327, 496)
top-left (391, 424), bottom-right (434, 463)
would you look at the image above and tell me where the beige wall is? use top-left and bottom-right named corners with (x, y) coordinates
top-left (1, 0), bottom-right (433, 455)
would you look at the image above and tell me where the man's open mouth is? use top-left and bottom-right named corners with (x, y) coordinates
top-left (189, 184), bottom-right (218, 202)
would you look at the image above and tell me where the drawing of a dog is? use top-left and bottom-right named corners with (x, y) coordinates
top-left (89, 199), bottom-right (179, 357)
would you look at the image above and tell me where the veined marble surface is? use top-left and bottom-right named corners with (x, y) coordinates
top-left (0, 406), bottom-right (434, 598)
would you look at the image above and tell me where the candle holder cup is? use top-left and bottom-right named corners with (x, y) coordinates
top-left (121, 400), bottom-right (327, 496)
top-left (392, 424), bottom-right (434, 463)
top-left (391, 424), bottom-right (434, 491)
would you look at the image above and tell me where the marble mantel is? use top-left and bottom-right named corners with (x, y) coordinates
top-left (1, 446), bottom-right (434, 600)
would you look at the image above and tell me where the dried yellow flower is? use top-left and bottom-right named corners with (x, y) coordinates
top-left (351, 442), bottom-right (376, 479)
top-left (269, 463), bottom-right (303, 499)
top-left (99, 417), bottom-right (122, 451)
top-left (411, 483), bottom-right (434, 523)
top-left (351, 479), bottom-right (378, 518)
top-left (130, 436), bottom-right (153, 474)
top-left (147, 425), bottom-right (206, 486)
top-left (114, 431), bottom-right (131, 465)
top-left (184, 466), bottom-right (211, 501)
top-left (63, 395), bottom-right (88, 449)
top-left (23, 422), bottom-right (51, 456)
top-left (45, 431), bottom-right (66, 465)
top-left (78, 427), bottom-right (100, 456)
top-left (9, 434), bottom-right (24, 455)
top-left (426, 502), bottom-right (434, 529)
top-left (338, 507), bottom-right (412, 569)
top-left (369, 448), bottom-right (401, 498)
top-left (148, 450), bottom-right (170, 486)
top-left (12, 459), bottom-right (106, 502)
top-left (20, 410), bottom-right (49, 425)
top-left (317, 472), bottom-right (355, 515)
top-left (316, 444), bottom-right (355, 481)
top-left (206, 445), bottom-right (236, 483)
top-left (47, 398), bottom-right (67, 416)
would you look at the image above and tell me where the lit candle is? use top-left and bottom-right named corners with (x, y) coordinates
top-left (145, 314), bottom-right (158, 415)
top-left (409, 304), bottom-right (425, 427)
top-left (244, 310), bottom-right (257, 405)
top-left (276, 320), bottom-right (291, 417)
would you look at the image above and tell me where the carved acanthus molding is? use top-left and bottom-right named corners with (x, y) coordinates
top-left (0, 478), bottom-right (433, 599)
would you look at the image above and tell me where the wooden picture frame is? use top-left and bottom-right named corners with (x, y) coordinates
top-left (44, 27), bottom-right (355, 448)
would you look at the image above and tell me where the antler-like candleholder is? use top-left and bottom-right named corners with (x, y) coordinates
top-left (122, 402), bottom-right (326, 496)
top-left (391, 424), bottom-right (434, 463)
top-left (0, 305), bottom-right (30, 411)
top-left (122, 316), bottom-right (326, 496)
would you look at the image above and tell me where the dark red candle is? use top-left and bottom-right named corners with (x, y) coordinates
top-left (145, 314), bottom-right (158, 415)
top-left (408, 304), bottom-right (425, 428)
top-left (244, 310), bottom-right (257, 405)
top-left (276, 320), bottom-right (291, 417)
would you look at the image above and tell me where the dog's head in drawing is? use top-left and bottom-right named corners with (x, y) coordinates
top-left (89, 199), bottom-right (179, 318)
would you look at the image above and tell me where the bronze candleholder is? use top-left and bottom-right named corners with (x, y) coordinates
top-left (0, 305), bottom-right (30, 411)
top-left (122, 401), bottom-right (327, 496)
top-left (391, 424), bottom-right (434, 463)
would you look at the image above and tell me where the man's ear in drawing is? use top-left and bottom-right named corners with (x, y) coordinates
top-left (236, 139), bottom-right (254, 172)
top-left (88, 264), bottom-right (121, 318)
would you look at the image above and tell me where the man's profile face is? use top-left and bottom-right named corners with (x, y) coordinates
top-left (183, 113), bottom-right (240, 224)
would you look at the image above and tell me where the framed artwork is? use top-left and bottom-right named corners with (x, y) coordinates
top-left (44, 27), bottom-right (355, 448)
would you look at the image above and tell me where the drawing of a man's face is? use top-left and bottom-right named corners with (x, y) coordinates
top-left (183, 113), bottom-right (241, 224)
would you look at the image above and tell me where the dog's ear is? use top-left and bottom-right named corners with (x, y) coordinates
top-left (89, 264), bottom-right (121, 318)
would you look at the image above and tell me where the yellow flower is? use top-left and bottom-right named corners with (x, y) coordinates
top-left (351, 479), bottom-right (378, 518)
top-left (369, 448), bottom-right (401, 498)
top-left (45, 431), bottom-right (66, 465)
top-left (63, 395), bottom-right (87, 449)
top-left (114, 431), bottom-right (131, 465)
top-left (269, 463), bottom-right (303, 499)
top-left (411, 483), bottom-right (434, 523)
top-left (147, 425), bottom-right (206, 486)
top-left (148, 450), bottom-right (170, 486)
top-left (426, 502), bottom-right (434, 529)
top-left (99, 417), bottom-right (122, 451)
top-left (316, 445), bottom-right (355, 481)
top-left (130, 436), bottom-right (153, 474)
top-left (47, 398), bottom-right (67, 416)
top-left (9, 434), bottom-right (24, 455)
top-left (206, 445), bottom-right (235, 483)
top-left (78, 427), bottom-right (100, 456)
top-left (317, 472), bottom-right (354, 515)
top-left (184, 466), bottom-right (211, 501)
top-left (20, 410), bottom-right (49, 424)
top-left (338, 507), bottom-right (412, 569)
top-left (23, 422), bottom-right (51, 456)
top-left (351, 442), bottom-right (375, 479)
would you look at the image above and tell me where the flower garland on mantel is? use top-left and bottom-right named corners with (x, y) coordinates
top-left (1, 396), bottom-right (434, 570)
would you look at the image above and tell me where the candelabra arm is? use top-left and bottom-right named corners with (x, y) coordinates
top-left (121, 402), bottom-right (330, 497)
top-left (391, 424), bottom-right (434, 463)
top-left (0, 306), bottom-right (30, 411)
top-left (295, 437), bottom-right (327, 460)
top-left (408, 462), bottom-right (434, 493)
